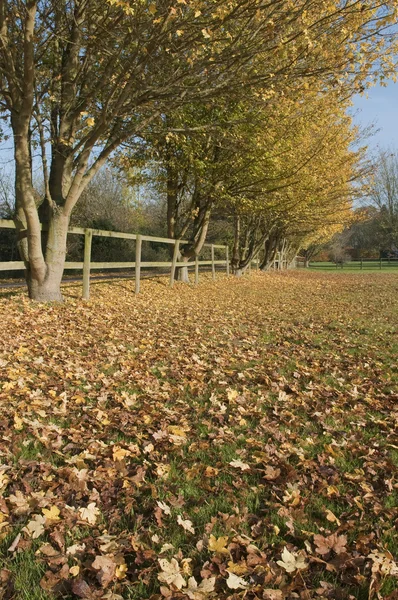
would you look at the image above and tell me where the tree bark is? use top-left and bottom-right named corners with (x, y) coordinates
top-left (26, 212), bottom-right (69, 301)
top-left (177, 254), bottom-right (191, 282)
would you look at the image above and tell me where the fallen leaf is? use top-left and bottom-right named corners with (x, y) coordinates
top-left (158, 558), bottom-right (186, 590)
top-left (225, 570), bottom-right (249, 589)
top-left (79, 503), bottom-right (100, 525)
top-left (277, 547), bottom-right (307, 573)
top-left (92, 555), bottom-right (116, 587)
top-left (229, 459), bottom-right (250, 471)
top-left (177, 514), bottom-right (195, 534)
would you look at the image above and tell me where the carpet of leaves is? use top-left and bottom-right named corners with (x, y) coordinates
top-left (0, 271), bottom-right (397, 600)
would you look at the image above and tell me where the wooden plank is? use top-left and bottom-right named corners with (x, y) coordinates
top-left (226, 246), bottom-right (230, 276)
top-left (196, 260), bottom-right (226, 266)
top-left (141, 261), bottom-right (172, 267)
top-left (69, 226), bottom-right (136, 239)
top-left (211, 244), bottom-right (215, 280)
top-left (90, 262), bottom-right (136, 269)
top-left (0, 259), bottom-right (226, 272)
top-left (92, 229), bottom-right (136, 240)
top-left (135, 235), bottom-right (142, 294)
top-left (82, 229), bottom-right (93, 300)
top-left (170, 240), bottom-right (180, 287)
top-left (195, 254), bottom-right (199, 284)
top-left (141, 234), bottom-right (186, 245)
top-left (67, 226), bottom-right (85, 235)
top-left (0, 219), bottom-right (16, 229)
top-left (0, 261), bottom-right (24, 271)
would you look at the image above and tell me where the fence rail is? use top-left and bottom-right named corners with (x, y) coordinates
top-left (304, 259), bottom-right (398, 270)
top-left (0, 219), bottom-right (231, 299)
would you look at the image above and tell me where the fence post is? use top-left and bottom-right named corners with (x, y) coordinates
top-left (195, 254), bottom-right (199, 284)
top-left (170, 240), bottom-right (180, 287)
top-left (380, 257), bottom-right (382, 270)
top-left (135, 235), bottom-right (142, 294)
top-left (82, 228), bottom-right (93, 300)
top-left (226, 246), bottom-right (230, 276)
top-left (211, 244), bottom-right (215, 280)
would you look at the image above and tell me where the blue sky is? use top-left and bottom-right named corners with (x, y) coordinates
top-left (351, 82), bottom-right (398, 152)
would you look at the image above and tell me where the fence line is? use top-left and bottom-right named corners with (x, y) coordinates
top-left (0, 219), bottom-right (231, 299)
top-left (297, 258), bottom-right (398, 270)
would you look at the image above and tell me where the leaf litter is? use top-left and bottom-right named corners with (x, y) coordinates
top-left (0, 271), bottom-right (397, 599)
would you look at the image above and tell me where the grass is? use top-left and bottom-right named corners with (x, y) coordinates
top-left (0, 270), bottom-right (397, 599)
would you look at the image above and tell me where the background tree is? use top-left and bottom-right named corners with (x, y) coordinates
top-left (0, 169), bottom-right (17, 262)
top-left (366, 149), bottom-right (398, 254)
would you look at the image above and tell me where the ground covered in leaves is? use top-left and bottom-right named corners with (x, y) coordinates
top-left (0, 271), bottom-right (397, 600)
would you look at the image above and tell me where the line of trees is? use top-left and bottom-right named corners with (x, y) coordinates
top-left (1, 0), bottom-right (398, 300)
top-left (301, 149), bottom-right (398, 264)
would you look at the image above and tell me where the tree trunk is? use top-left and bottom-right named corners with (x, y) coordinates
top-left (176, 202), bottom-right (212, 282)
top-left (177, 254), bottom-right (190, 283)
top-left (26, 212), bottom-right (69, 302)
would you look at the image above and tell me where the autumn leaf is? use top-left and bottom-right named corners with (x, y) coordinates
top-left (23, 514), bottom-right (45, 539)
top-left (78, 503), bottom-right (100, 525)
top-left (42, 506), bottom-right (60, 522)
top-left (185, 575), bottom-right (216, 598)
top-left (158, 558), bottom-right (186, 590)
top-left (277, 547), bottom-right (308, 572)
top-left (204, 466), bottom-right (218, 477)
top-left (229, 459), bottom-right (250, 471)
top-left (8, 491), bottom-right (31, 515)
top-left (225, 571), bottom-right (249, 589)
top-left (157, 501), bottom-right (171, 516)
top-left (314, 533), bottom-right (347, 555)
top-left (112, 446), bottom-right (131, 461)
top-left (177, 514), bottom-right (195, 534)
top-left (92, 555), bottom-right (116, 587)
top-left (208, 534), bottom-right (229, 554)
top-left (263, 466), bottom-right (281, 480)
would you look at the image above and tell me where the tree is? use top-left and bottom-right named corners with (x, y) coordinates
top-left (223, 88), bottom-right (363, 273)
top-left (1, 0), bottom-right (397, 299)
top-left (366, 149), bottom-right (398, 253)
top-left (0, 169), bottom-right (18, 263)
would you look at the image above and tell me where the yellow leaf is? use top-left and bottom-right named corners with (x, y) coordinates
top-left (42, 506), bottom-right (60, 522)
top-left (112, 446), bottom-right (131, 461)
top-left (204, 466), bottom-right (219, 477)
top-left (208, 534), bottom-right (229, 554)
top-left (227, 560), bottom-right (249, 575)
top-left (116, 562), bottom-right (128, 579)
top-left (13, 415), bottom-right (23, 430)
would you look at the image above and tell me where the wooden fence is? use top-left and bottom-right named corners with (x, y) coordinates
top-left (0, 219), bottom-right (231, 299)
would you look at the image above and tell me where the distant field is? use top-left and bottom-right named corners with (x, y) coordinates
top-left (309, 260), bottom-right (398, 271)
top-left (0, 271), bottom-right (397, 599)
